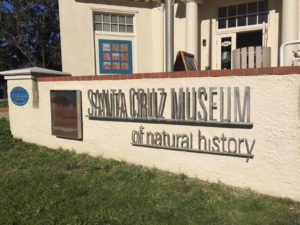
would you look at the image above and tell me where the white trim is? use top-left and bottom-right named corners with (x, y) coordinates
top-left (94, 31), bottom-right (136, 37)
top-left (133, 12), bottom-right (138, 74)
top-left (0, 67), bottom-right (70, 76)
top-left (4, 75), bottom-right (35, 80)
top-left (90, 7), bottom-right (138, 15)
top-left (216, 23), bottom-right (268, 35)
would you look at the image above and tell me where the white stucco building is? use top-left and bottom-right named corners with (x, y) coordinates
top-left (59, 0), bottom-right (299, 75)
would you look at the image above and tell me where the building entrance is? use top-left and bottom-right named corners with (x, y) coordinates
top-left (236, 30), bottom-right (262, 49)
top-left (217, 30), bottom-right (263, 69)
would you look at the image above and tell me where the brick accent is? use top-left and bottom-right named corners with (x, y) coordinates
top-left (0, 108), bottom-right (8, 113)
top-left (36, 66), bottom-right (300, 82)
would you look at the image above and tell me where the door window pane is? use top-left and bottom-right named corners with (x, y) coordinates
top-left (94, 14), bottom-right (102, 23)
top-left (95, 23), bottom-right (102, 31)
top-left (127, 25), bottom-right (133, 33)
top-left (112, 62), bottom-right (120, 70)
top-left (248, 2), bottom-right (257, 14)
top-left (103, 14), bottom-right (110, 23)
top-left (248, 14), bottom-right (257, 25)
top-left (258, 13), bottom-right (268, 23)
top-left (112, 53), bottom-right (120, 61)
top-left (126, 16), bottom-right (133, 25)
top-left (238, 4), bottom-right (247, 15)
top-left (238, 16), bottom-right (246, 26)
top-left (112, 44), bottom-right (120, 52)
top-left (119, 25), bottom-right (126, 32)
top-left (120, 44), bottom-right (128, 52)
top-left (218, 7), bottom-right (227, 18)
top-left (259, 1), bottom-right (268, 12)
top-left (119, 16), bottom-right (125, 24)
top-left (218, 19), bottom-right (226, 29)
top-left (111, 15), bottom-right (118, 23)
top-left (103, 24), bottom-right (110, 31)
top-left (228, 6), bottom-right (236, 17)
top-left (111, 24), bottom-right (118, 32)
top-left (228, 17), bottom-right (236, 28)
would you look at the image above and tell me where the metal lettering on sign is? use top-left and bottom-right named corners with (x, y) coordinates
top-left (10, 86), bottom-right (29, 106)
top-left (86, 86), bottom-right (256, 161)
top-left (131, 126), bottom-right (255, 161)
top-left (87, 86), bottom-right (253, 129)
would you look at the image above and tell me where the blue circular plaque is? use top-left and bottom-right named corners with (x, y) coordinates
top-left (10, 87), bottom-right (29, 106)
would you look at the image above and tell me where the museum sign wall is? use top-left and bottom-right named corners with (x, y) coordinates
top-left (4, 67), bottom-right (300, 201)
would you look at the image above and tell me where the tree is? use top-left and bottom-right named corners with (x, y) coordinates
top-left (0, 0), bottom-right (61, 71)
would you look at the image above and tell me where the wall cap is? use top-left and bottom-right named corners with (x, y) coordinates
top-left (36, 66), bottom-right (300, 82)
top-left (0, 67), bottom-right (71, 78)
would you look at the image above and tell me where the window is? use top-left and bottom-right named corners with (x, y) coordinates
top-left (94, 13), bottom-right (134, 33)
top-left (218, 1), bottom-right (268, 29)
top-left (99, 39), bottom-right (133, 74)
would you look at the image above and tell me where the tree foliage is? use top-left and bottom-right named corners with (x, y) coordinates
top-left (0, 0), bottom-right (61, 71)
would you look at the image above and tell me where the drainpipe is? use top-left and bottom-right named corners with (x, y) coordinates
top-left (165, 0), bottom-right (174, 72)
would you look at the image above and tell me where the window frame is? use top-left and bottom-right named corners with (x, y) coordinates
top-left (92, 8), bottom-right (138, 75)
top-left (217, 1), bottom-right (269, 30)
top-left (94, 12), bottom-right (135, 34)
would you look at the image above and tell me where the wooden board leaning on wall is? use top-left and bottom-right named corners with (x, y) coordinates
top-left (174, 51), bottom-right (198, 71)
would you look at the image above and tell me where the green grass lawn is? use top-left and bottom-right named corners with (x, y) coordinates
top-left (0, 118), bottom-right (300, 225)
top-left (0, 100), bottom-right (8, 108)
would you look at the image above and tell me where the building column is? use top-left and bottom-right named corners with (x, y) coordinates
top-left (185, 0), bottom-right (202, 62)
top-left (281, 0), bottom-right (298, 65)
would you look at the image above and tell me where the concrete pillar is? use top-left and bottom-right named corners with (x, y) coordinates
top-left (0, 67), bottom-right (70, 138)
top-left (185, 0), bottom-right (202, 62)
top-left (281, 0), bottom-right (298, 65)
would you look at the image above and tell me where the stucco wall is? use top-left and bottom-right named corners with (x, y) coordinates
top-left (6, 71), bottom-right (300, 201)
top-left (59, 0), bottom-right (95, 75)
